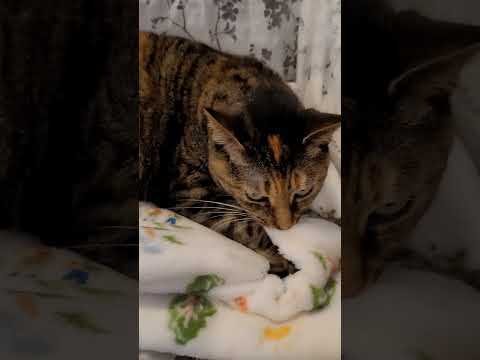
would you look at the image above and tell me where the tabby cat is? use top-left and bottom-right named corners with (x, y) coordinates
top-left (0, 1), bottom-right (138, 276)
top-left (342, 2), bottom-right (480, 296)
top-left (139, 32), bottom-right (340, 274)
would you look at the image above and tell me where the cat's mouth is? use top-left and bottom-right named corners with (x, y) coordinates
top-left (262, 218), bottom-right (300, 231)
top-left (275, 221), bottom-right (295, 231)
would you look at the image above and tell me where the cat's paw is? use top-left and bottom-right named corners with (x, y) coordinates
top-left (256, 248), bottom-right (297, 276)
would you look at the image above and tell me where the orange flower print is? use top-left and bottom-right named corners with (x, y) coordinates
top-left (15, 293), bottom-right (39, 319)
top-left (22, 248), bottom-right (50, 266)
top-left (148, 208), bottom-right (163, 217)
top-left (144, 227), bottom-right (156, 238)
top-left (234, 296), bottom-right (248, 312)
top-left (263, 325), bottom-right (291, 341)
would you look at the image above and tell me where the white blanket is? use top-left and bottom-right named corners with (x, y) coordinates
top-left (139, 163), bottom-right (342, 359)
top-left (0, 232), bottom-right (138, 360)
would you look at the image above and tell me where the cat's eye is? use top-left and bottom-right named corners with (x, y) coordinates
top-left (294, 186), bottom-right (314, 199)
top-left (246, 191), bottom-right (268, 203)
top-left (371, 199), bottom-right (413, 221)
top-left (376, 201), bottom-right (409, 215)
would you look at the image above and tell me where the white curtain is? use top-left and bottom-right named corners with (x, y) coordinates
top-left (295, 0), bottom-right (341, 114)
top-left (294, 0), bottom-right (341, 172)
top-left (139, 0), bottom-right (341, 115)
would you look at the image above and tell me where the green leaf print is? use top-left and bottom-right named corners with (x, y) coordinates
top-left (36, 279), bottom-right (66, 290)
top-left (151, 222), bottom-right (167, 230)
top-left (311, 278), bottom-right (337, 311)
top-left (168, 294), bottom-right (217, 345)
top-left (186, 274), bottom-right (225, 294)
top-left (171, 223), bottom-right (192, 230)
top-left (55, 312), bottom-right (110, 334)
top-left (312, 251), bottom-right (328, 271)
top-left (162, 235), bottom-right (184, 245)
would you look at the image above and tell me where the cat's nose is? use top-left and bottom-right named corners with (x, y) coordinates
top-left (276, 221), bottom-right (293, 230)
top-left (274, 211), bottom-right (294, 230)
top-left (272, 194), bottom-right (294, 230)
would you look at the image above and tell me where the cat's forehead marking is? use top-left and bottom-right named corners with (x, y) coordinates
top-left (268, 171), bottom-right (288, 197)
top-left (267, 134), bottom-right (282, 163)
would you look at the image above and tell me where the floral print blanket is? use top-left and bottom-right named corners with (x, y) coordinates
top-left (0, 232), bottom-right (138, 360)
top-left (139, 161), bottom-right (342, 359)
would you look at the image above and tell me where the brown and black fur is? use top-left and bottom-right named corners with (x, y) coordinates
top-left (0, 1), bottom-right (138, 276)
top-left (342, 1), bottom-right (480, 296)
top-left (139, 32), bottom-right (340, 274)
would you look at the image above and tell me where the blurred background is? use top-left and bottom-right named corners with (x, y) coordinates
top-left (343, 1), bottom-right (480, 359)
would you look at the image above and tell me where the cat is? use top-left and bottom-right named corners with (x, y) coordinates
top-left (139, 32), bottom-right (340, 275)
top-left (342, 1), bottom-right (480, 296)
top-left (0, 1), bottom-right (138, 277)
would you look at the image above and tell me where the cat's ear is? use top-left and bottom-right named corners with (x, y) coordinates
top-left (302, 109), bottom-right (340, 147)
top-left (203, 108), bottom-right (246, 164)
top-left (389, 43), bottom-right (480, 105)
top-left (391, 11), bottom-right (480, 72)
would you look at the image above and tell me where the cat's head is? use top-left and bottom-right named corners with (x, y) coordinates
top-left (203, 91), bottom-right (340, 230)
top-left (342, 42), bottom-right (480, 297)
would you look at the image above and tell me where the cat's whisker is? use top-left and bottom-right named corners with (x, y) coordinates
top-left (170, 206), bottom-right (246, 216)
top-left (245, 211), bottom-right (263, 223)
top-left (207, 212), bottom-right (246, 221)
top-left (201, 212), bottom-right (246, 220)
top-left (216, 203), bottom-right (260, 221)
top-left (210, 215), bottom-right (237, 228)
top-left (216, 210), bottom-right (261, 226)
top-left (184, 199), bottom-right (247, 213)
top-left (233, 209), bottom-right (263, 224)
top-left (199, 211), bottom-right (246, 215)
top-left (170, 207), bottom-right (247, 221)
top-left (204, 214), bottom-right (239, 222)
top-left (213, 215), bottom-right (251, 229)
top-left (197, 213), bottom-right (245, 223)
top-left (233, 216), bottom-right (253, 223)
top-left (230, 219), bottom-right (251, 226)
top-left (172, 206), bottom-right (248, 220)
top-left (184, 198), bottom-right (264, 224)
top-left (170, 206), bottom-right (245, 214)
top-left (170, 205), bottom-right (233, 210)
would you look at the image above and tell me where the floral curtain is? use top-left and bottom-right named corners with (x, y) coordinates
top-left (140, 0), bottom-right (301, 81)
top-left (139, 0), bottom-right (341, 115)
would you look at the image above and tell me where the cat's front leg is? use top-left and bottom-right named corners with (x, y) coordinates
top-left (191, 209), bottom-right (296, 276)
top-left (232, 222), bottom-right (296, 276)
top-left (171, 187), bottom-right (296, 275)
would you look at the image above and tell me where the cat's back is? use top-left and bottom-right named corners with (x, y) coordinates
top-left (139, 32), bottom-right (283, 100)
top-left (0, 1), bottom-right (138, 236)
top-left (139, 32), bottom-right (228, 100)
top-left (139, 32), bottom-right (227, 70)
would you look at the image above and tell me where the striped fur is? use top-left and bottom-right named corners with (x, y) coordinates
top-left (342, 3), bottom-right (480, 296)
top-left (139, 33), bottom-right (339, 275)
top-left (0, 1), bottom-right (138, 277)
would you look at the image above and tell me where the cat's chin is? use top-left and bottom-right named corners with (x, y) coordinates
top-left (263, 222), bottom-right (299, 232)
